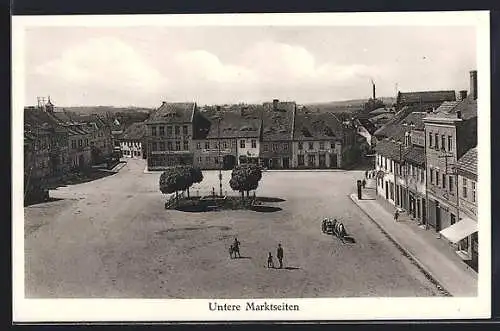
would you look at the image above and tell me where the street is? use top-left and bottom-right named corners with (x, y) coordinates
top-left (24, 158), bottom-right (441, 298)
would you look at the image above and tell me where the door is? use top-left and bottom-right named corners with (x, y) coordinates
top-left (282, 157), bottom-right (290, 169)
top-left (319, 154), bottom-right (326, 168)
top-left (330, 154), bottom-right (338, 168)
top-left (385, 181), bottom-right (389, 199)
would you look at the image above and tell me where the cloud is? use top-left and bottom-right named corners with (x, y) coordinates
top-left (35, 37), bottom-right (164, 93)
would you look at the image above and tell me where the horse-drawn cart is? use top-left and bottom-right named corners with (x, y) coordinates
top-left (322, 218), bottom-right (350, 242)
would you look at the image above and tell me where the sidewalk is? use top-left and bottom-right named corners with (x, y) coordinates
top-left (349, 179), bottom-right (477, 297)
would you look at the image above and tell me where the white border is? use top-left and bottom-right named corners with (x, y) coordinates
top-left (12, 11), bottom-right (491, 322)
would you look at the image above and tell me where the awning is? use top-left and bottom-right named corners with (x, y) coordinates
top-left (439, 217), bottom-right (477, 244)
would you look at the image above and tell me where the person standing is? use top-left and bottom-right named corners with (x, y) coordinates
top-left (233, 237), bottom-right (241, 258)
top-left (365, 170), bottom-right (368, 178)
top-left (362, 179), bottom-right (366, 188)
top-left (394, 209), bottom-right (399, 222)
top-left (277, 243), bottom-right (284, 269)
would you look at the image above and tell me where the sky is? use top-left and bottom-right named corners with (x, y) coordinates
top-left (24, 26), bottom-right (477, 107)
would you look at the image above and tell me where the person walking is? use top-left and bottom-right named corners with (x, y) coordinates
top-left (362, 179), bottom-right (366, 188)
top-left (233, 237), bottom-right (241, 258)
top-left (365, 170), bottom-right (368, 178)
top-left (277, 243), bottom-right (284, 269)
top-left (394, 209), bottom-right (399, 222)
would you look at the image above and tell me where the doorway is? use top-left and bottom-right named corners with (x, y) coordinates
top-left (282, 157), bottom-right (290, 169)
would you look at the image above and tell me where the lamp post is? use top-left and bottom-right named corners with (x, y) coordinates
top-left (217, 115), bottom-right (223, 197)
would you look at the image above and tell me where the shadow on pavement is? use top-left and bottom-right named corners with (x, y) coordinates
top-left (284, 266), bottom-right (300, 270)
top-left (343, 236), bottom-right (356, 244)
top-left (25, 197), bottom-right (65, 207)
top-left (250, 205), bottom-right (283, 213)
top-left (256, 197), bottom-right (286, 203)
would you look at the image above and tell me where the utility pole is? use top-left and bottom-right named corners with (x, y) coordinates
top-left (218, 115), bottom-right (223, 197)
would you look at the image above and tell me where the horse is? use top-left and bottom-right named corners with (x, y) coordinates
top-left (333, 220), bottom-right (347, 242)
top-left (229, 243), bottom-right (240, 259)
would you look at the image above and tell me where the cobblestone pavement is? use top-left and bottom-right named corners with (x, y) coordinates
top-left (24, 159), bottom-right (442, 298)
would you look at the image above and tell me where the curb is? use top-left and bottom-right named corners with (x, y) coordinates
top-left (348, 194), bottom-right (452, 297)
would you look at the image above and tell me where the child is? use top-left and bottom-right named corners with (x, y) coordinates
top-left (267, 252), bottom-right (275, 268)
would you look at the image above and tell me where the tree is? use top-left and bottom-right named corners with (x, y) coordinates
top-left (159, 165), bottom-right (203, 200)
top-left (188, 166), bottom-right (203, 198)
top-left (229, 164), bottom-right (262, 200)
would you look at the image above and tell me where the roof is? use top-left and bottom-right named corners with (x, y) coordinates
top-left (197, 107), bottom-right (262, 139)
top-left (397, 90), bottom-right (456, 105)
top-left (261, 101), bottom-right (296, 141)
top-left (146, 102), bottom-right (196, 124)
top-left (424, 98), bottom-right (477, 122)
top-left (293, 112), bottom-right (344, 141)
top-left (368, 113), bottom-right (395, 125)
top-left (456, 147), bottom-right (477, 181)
top-left (403, 145), bottom-right (426, 167)
top-left (121, 122), bottom-right (147, 140)
top-left (355, 118), bottom-right (377, 135)
top-left (374, 106), bottom-right (427, 139)
top-left (369, 107), bottom-right (391, 115)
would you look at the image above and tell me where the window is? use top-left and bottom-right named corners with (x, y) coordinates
top-left (448, 136), bottom-right (452, 151)
top-left (214, 157), bottom-right (219, 164)
top-left (263, 144), bottom-right (268, 152)
top-left (85, 138), bottom-right (89, 146)
top-left (441, 135), bottom-right (445, 151)
top-left (183, 125), bottom-right (188, 135)
top-left (283, 143), bottom-right (288, 151)
top-left (308, 154), bottom-right (316, 166)
top-left (451, 213), bottom-right (456, 225)
top-left (298, 154), bottom-right (304, 166)
top-left (421, 169), bottom-right (425, 183)
top-left (167, 126), bottom-right (172, 136)
top-left (319, 142), bottom-right (325, 150)
top-left (223, 142), bottom-right (227, 149)
top-left (449, 176), bottom-right (454, 192)
top-left (442, 173), bottom-right (446, 189)
top-left (206, 156), bottom-right (210, 163)
top-left (205, 142), bottom-right (210, 149)
top-left (78, 139), bottom-right (83, 147)
top-left (71, 140), bottom-right (76, 148)
top-left (159, 126), bottom-right (165, 136)
top-left (240, 140), bottom-right (245, 148)
top-left (152, 142), bottom-right (157, 151)
top-left (231, 140), bottom-right (236, 147)
top-left (175, 141), bottom-right (181, 151)
top-left (198, 157), bottom-right (202, 163)
top-left (196, 142), bottom-right (201, 149)
top-left (430, 169), bottom-right (434, 184)
top-left (272, 143), bottom-right (278, 151)
top-left (434, 133), bottom-right (439, 149)
top-left (183, 141), bottom-right (189, 150)
top-left (331, 142), bottom-right (335, 149)
top-left (462, 178), bottom-right (468, 198)
top-left (167, 141), bottom-right (173, 150)
top-left (152, 126), bottom-right (157, 136)
top-left (251, 140), bottom-right (257, 148)
top-left (389, 160), bottom-right (393, 172)
top-left (308, 142), bottom-right (314, 150)
top-left (472, 182), bottom-right (476, 202)
top-left (436, 170), bottom-right (440, 186)
top-left (298, 142), bottom-right (303, 150)
top-left (429, 132), bottom-right (433, 147)
top-left (159, 142), bottom-right (165, 151)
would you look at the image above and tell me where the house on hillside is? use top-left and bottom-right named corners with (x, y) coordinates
top-left (292, 112), bottom-right (354, 169)
top-left (260, 100), bottom-right (296, 169)
top-left (144, 102), bottom-right (198, 170)
top-left (120, 122), bottom-right (147, 159)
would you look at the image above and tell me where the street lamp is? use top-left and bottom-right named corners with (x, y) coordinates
top-left (216, 114), bottom-right (223, 197)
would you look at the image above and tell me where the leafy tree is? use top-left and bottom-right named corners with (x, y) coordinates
top-left (229, 164), bottom-right (262, 200)
top-left (187, 166), bottom-right (203, 198)
top-left (160, 165), bottom-right (203, 200)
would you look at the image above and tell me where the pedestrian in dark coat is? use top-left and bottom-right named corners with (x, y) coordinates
top-left (362, 179), bottom-right (366, 188)
top-left (394, 210), bottom-right (399, 222)
top-left (365, 170), bottom-right (368, 178)
top-left (277, 243), bottom-right (284, 269)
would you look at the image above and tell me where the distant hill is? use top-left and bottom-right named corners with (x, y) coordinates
top-left (55, 106), bottom-right (154, 114)
top-left (304, 97), bottom-right (396, 113)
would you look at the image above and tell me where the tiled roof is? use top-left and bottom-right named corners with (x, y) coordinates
top-left (403, 145), bottom-right (425, 167)
top-left (374, 106), bottom-right (426, 139)
top-left (368, 113), bottom-right (395, 125)
top-left (122, 122), bottom-right (147, 141)
top-left (456, 147), bottom-right (477, 180)
top-left (262, 102), bottom-right (296, 141)
top-left (198, 108), bottom-right (262, 139)
top-left (356, 118), bottom-right (377, 135)
top-left (146, 102), bottom-right (196, 124)
top-left (375, 139), bottom-right (402, 161)
top-left (397, 90), bottom-right (456, 105)
top-left (424, 98), bottom-right (477, 122)
top-left (293, 112), bottom-right (344, 141)
top-left (369, 107), bottom-right (391, 115)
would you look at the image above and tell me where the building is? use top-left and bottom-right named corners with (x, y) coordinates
top-left (192, 107), bottom-right (239, 170)
top-left (260, 100), bottom-right (296, 169)
top-left (67, 124), bottom-right (93, 170)
top-left (423, 72), bottom-right (477, 233)
top-left (440, 147), bottom-right (478, 269)
top-left (120, 122), bottom-right (147, 159)
top-left (145, 102), bottom-right (198, 170)
top-left (374, 139), bottom-right (398, 203)
top-left (396, 90), bottom-right (456, 111)
top-left (292, 112), bottom-right (348, 169)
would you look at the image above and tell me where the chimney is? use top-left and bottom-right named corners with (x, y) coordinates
top-left (162, 101), bottom-right (166, 106)
top-left (470, 70), bottom-right (477, 100)
top-left (273, 99), bottom-right (279, 111)
top-left (459, 90), bottom-right (468, 101)
top-left (372, 80), bottom-right (376, 100)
